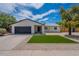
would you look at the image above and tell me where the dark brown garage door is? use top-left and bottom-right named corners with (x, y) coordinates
top-left (15, 26), bottom-right (31, 34)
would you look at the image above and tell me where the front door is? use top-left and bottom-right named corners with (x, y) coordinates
top-left (35, 26), bottom-right (42, 33)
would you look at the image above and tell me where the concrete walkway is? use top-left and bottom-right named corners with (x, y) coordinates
top-left (0, 35), bottom-right (30, 50)
top-left (1, 44), bottom-right (79, 56)
top-left (46, 32), bottom-right (79, 36)
top-left (15, 44), bottom-right (79, 50)
top-left (0, 50), bottom-right (79, 56)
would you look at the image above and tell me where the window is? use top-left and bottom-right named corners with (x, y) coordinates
top-left (54, 27), bottom-right (57, 30)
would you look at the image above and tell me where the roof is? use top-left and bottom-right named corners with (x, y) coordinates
top-left (11, 18), bottom-right (45, 25)
top-left (11, 19), bottom-right (60, 26)
top-left (45, 23), bottom-right (60, 26)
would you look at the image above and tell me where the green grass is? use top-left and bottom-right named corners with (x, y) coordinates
top-left (28, 35), bottom-right (76, 43)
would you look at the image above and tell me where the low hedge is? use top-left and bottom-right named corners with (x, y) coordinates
top-left (0, 28), bottom-right (7, 36)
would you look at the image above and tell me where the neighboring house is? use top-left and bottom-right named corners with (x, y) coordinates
top-left (60, 26), bottom-right (79, 32)
top-left (44, 23), bottom-right (60, 33)
top-left (11, 19), bottom-right (61, 34)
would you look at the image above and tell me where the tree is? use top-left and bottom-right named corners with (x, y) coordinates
top-left (60, 7), bottom-right (79, 35)
top-left (0, 12), bottom-right (16, 32)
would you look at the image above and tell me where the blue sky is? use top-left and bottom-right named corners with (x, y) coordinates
top-left (0, 3), bottom-right (79, 24)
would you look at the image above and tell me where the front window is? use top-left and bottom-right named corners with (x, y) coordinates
top-left (54, 27), bottom-right (57, 30)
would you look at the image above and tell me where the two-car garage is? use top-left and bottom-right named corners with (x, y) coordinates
top-left (15, 26), bottom-right (31, 34)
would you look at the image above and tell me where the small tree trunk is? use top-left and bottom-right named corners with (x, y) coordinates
top-left (68, 26), bottom-right (72, 35)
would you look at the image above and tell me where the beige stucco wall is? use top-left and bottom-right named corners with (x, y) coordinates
top-left (11, 19), bottom-right (44, 34)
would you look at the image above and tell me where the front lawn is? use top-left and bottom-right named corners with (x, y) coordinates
top-left (28, 35), bottom-right (76, 43)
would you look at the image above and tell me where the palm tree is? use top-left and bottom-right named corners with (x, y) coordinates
top-left (60, 7), bottom-right (79, 35)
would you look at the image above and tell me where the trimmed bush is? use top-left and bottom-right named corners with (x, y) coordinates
top-left (0, 28), bottom-right (7, 36)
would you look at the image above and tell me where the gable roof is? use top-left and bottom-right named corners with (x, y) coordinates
top-left (11, 18), bottom-right (45, 25)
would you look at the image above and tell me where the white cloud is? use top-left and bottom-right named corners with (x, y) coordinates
top-left (0, 3), bottom-right (44, 13)
top-left (16, 9), bottom-right (58, 21)
top-left (0, 3), bottom-right (16, 13)
top-left (32, 9), bottom-right (58, 20)
top-left (39, 18), bottom-right (48, 22)
top-left (30, 3), bottom-right (44, 9)
top-left (41, 9), bottom-right (57, 16)
top-left (16, 8), bottom-right (57, 20)
top-left (16, 3), bottom-right (44, 9)
top-left (17, 3), bottom-right (44, 9)
top-left (18, 10), bottom-right (33, 16)
top-left (0, 3), bottom-right (58, 22)
top-left (17, 10), bottom-right (33, 20)
top-left (32, 15), bottom-right (42, 20)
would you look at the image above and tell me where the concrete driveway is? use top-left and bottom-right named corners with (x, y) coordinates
top-left (0, 35), bottom-right (31, 50)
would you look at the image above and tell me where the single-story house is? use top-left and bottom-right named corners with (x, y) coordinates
top-left (11, 19), bottom-right (60, 34)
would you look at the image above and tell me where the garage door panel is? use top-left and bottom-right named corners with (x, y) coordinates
top-left (15, 26), bottom-right (31, 34)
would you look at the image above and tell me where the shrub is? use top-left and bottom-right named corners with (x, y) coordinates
top-left (0, 28), bottom-right (7, 36)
